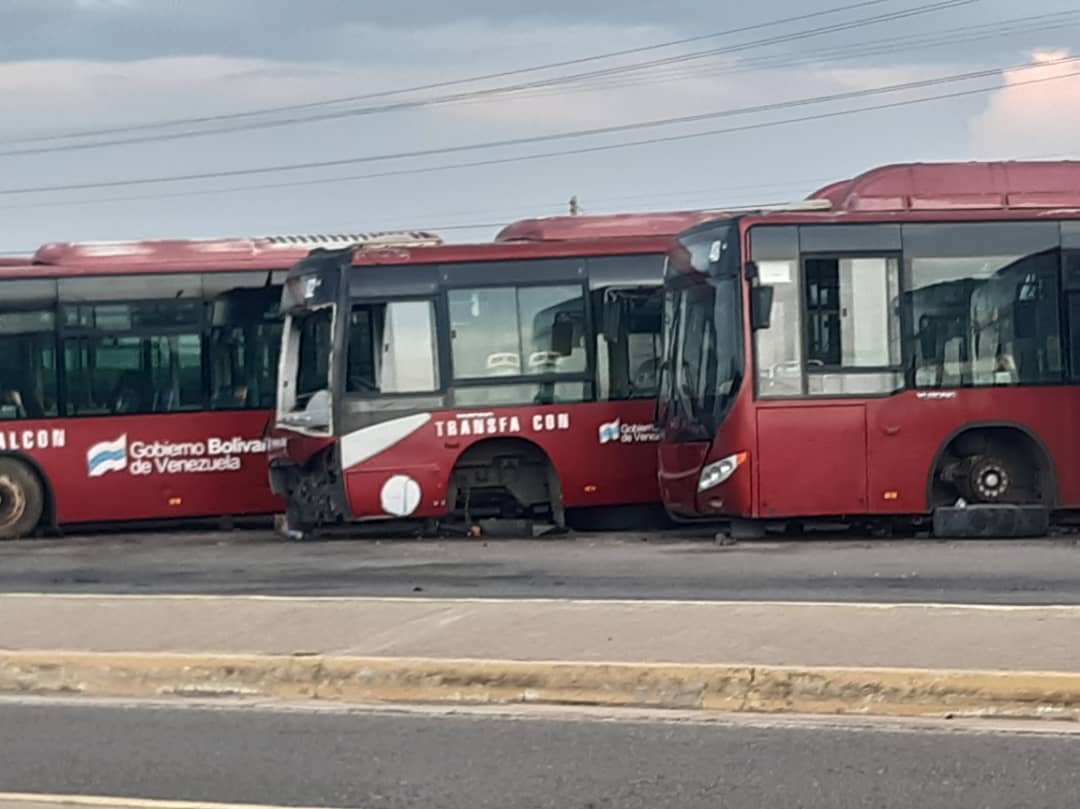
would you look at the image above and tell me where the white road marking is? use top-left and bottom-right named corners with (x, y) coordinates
top-left (0, 592), bottom-right (1078, 611)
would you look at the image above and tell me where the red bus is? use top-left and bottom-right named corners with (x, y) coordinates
top-left (0, 231), bottom-right (438, 540)
top-left (269, 211), bottom-right (723, 536)
top-left (657, 161), bottom-right (1080, 538)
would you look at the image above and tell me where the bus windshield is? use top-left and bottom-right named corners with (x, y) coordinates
top-left (295, 308), bottom-right (332, 407)
top-left (661, 222), bottom-right (743, 439)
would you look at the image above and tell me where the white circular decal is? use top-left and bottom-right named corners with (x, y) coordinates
top-left (380, 474), bottom-right (422, 517)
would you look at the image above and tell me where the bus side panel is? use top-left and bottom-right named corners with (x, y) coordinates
top-left (539, 400), bottom-right (661, 509)
top-left (755, 402), bottom-right (868, 517)
top-left (865, 387), bottom-right (1080, 513)
top-left (6, 411), bottom-right (282, 525)
top-left (336, 401), bottom-right (662, 520)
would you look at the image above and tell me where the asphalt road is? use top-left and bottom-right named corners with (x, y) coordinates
top-left (1, 529), bottom-right (1079, 603)
top-left (0, 700), bottom-right (1077, 808)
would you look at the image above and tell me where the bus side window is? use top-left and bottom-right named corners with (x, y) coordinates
top-left (206, 276), bottom-right (285, 411)
top-left (594, 287), bottom-right (662, 401)
top-left (904, 223), bottom-right (1063, 389)
top-left (0, 280), bottom-right (59, 420)
top-left (58, 275), bottom-right (205, 416)
top-left (0, 305), bottom-right (58, 420)
top-left (346, 300), bottom-right (439, 395)
top-left (446, 282), bottom-right (589, 407)
top-left (803, 256), bottom-right (902, 396)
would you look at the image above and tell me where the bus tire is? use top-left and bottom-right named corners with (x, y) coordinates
top-left (934, 426), bottom-right (1053, 509)
top-left (0, 458), bottom-right (45, 540)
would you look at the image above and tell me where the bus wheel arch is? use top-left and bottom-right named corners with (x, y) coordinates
top-left (446, 437), bottom-right (565, 528)
top-left (0, 453), bottom-right (53, 540)
top-left (927, 422), bottom-right (1058, 510)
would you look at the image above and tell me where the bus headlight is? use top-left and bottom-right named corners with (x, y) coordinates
top-left (698, 452), bottom-right (747, 492)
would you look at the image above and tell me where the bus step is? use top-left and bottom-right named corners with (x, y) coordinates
top-left (932, 505), bottom-right (1049, 539)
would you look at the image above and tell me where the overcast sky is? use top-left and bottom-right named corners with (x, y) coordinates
top-left (0, 0), bottom-right (1078, 253)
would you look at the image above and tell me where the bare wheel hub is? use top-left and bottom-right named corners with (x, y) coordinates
top-left (0, 473), bottom-right (26, 531)
top-left (974, 461), bottom-right (1010, 501)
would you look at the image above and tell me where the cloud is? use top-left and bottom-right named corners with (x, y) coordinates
top-left (4, 0), bottom-right (1075, 64)
top-left (968, 50), bottom-right (1080, 159)
top-left (0, 11), bottom-right (1052, 252)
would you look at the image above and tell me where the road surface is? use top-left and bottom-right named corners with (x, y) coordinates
top-left (1, 529), bottom-right (1079, 603)
top-left (0, 699), bottom-right (1076, 808)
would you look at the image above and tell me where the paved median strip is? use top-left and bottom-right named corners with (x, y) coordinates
top-left (1, 651), bottom-right (1078, 721)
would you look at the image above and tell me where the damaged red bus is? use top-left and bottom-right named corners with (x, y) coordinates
top-left (269, 211), bottom-right (722, 536)
top-left (657, 161), bottom-right (1080, 538)
top-left (0, 232), bottom-right (436, 539)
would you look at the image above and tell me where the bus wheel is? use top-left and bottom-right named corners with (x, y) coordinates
top-left (0, 458), bottom-right (45, 540)
top-left (937, 429), bottom-right (1048, 507)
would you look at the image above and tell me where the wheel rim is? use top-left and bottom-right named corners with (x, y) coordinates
top-left (974, 462), bottom-right (1010, 501)
top-left (0, 473), bottom-right (26, 531)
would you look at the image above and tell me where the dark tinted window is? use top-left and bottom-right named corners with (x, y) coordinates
top-left (64, 334), bottom-right (203, 415)
top-left (0, 281), bottom-right (59, 420)
top-left (295, 309), bottom-right (332, 402)
top-left (207, 280), bottom-right (282, 410)
top-left (903, 223), bottom-right (1063, 388)
top-left (59, 274), bottom-right (205, 415)
top-left (594, 287), bottom-right (662, 401)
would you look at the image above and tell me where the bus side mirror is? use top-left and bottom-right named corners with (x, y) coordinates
top-left (551, 315), bottom-right (574, 356)
top-left (750, 285), bottom-right (774, 331)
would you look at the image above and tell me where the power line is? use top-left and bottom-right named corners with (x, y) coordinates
top-left (107, 68), bottom-right (1073, 191)
top-left (0, 174), bottom-right (830, 214)
top-left (0, 53), bottom-right (1067, 197)
top-left (503, 10), bottom-right (1080, 100)
top-left (0, 0), bottom-right (976, 157)
top-left (4, 67), bottom-right (1076, 214)
top-left (0, 0), bottom-right (900, 146)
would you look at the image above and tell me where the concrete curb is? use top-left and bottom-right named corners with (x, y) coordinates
top-left (1, 651), bottom-right (1078, 721)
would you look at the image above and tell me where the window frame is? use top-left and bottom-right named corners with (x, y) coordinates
top-left (591, 283), bottom-right (665, 403)
top-left (443, 279), bottom-right (596, 401)
top-left (61, 331), bottom-right (207, 417)
top-left (797, 249), bottom-right (906, 397)
top-left (902, 222), bottom-right (1065, 391)
top-left (206, 282), bottom-right (284, 412)
top-left (342, 295), bottom-right (444, 399)
top-left (57, 289), bottom-right (208, 417)
top-left (1061, 247), bottom-right (1080, 384)
top-left (0, 269), bottom-right (290, 420)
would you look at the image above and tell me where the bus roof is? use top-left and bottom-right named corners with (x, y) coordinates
top-left (495, 211), bottom-right (732, 242)
top-left (328, 210), bottom-right (733, 268)
top-left (807, 161), bottom-right (1080, 212)
top-left (0, 257), bottom-right (28, 266)
top-left (30, 231), bottom-right (443, 268)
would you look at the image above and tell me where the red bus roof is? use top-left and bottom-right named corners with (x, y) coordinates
top-left (0, 258), bottom-right (28, 266)
top-left (808, 161), bottom-right (1080, 212)
top-left (495, 210), bottom-right (732, 242)
top-left (337, 210), bottom-right (731, 267)
top-left (30, 231), bottom-right (442, 268)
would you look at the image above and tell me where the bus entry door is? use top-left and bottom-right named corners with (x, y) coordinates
top-left (755, 403), bottom-right (868, 517)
